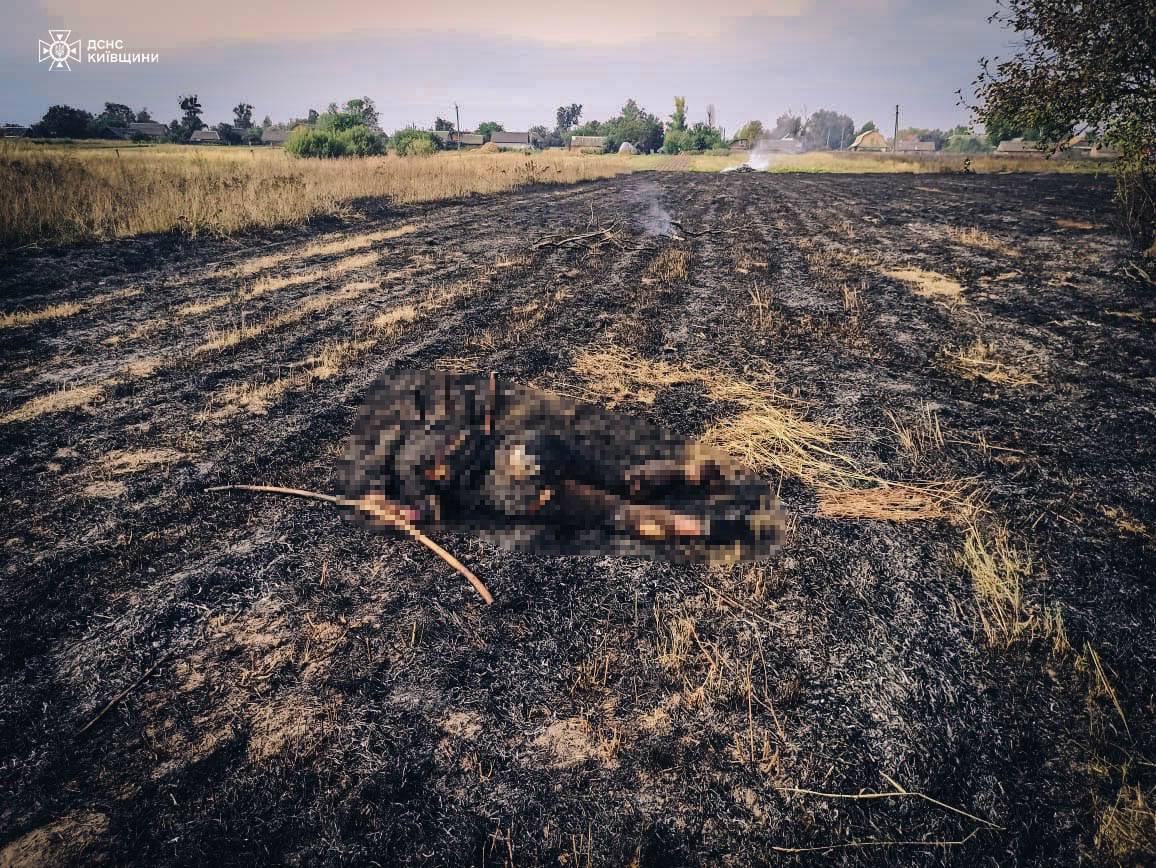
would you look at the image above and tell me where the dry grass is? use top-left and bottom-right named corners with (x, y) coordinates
top-left (180, 251), bottom-right (379, 320)
top-left (840, 282), bottom-right (862, 317)
top-left (0, 141), bottom-right (632, 247)
top-left (1100, 505), bottom-right (1153, 540)
top-left (0, 287), bottom-right (139, 330)
top-left (885, 404), bottom-right (944, 464)
top-left (571, 347), bottom-right (967, 522)
top-left (957, 521), bottom-right (1035, 648)
top-left (747, 285), bottom-right (774, 329)
top-left (1055, 218), bottom-right (1096, 230)
top-left (945, 340), bottom-right (1039, 387)
top-left (230, 224), bottom-right (418, 278)
top-left (817, 483), bottom-right (960, 521)
top-left (946, 226), bottom-right (1020, 258)
top-left (1094, 782), bottom-right (1155, 859)
top-left (647, 247), bottom-right (690, 284)
top-left (194, 280), bottom-right (374, 354)
top-left (1, 382), bottom-right (107, 425)
top-left (882, 267), bottom-right (966, 302)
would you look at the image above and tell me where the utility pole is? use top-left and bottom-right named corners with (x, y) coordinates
top-left (454, 103), bottom-right (461, 151)
top-left (893, 104), bottom-right (900, 153)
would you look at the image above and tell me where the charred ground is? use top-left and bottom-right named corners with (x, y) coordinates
top-left (0, 172), bottom-right (1153, 866)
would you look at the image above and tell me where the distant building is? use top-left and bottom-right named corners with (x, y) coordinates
top-left (128, 121), bottom-right (167, 140)
top-left (189, 129), bottom-right (222, 144)
top-left (849, 130), bottom-right (888, 152)
top-left (729, 137), bottom-right (751, 151)
top-left (569, 135), bottom-right (606, 152)
top-left (490, 131), bottom-right (531, 150)
top-left (995, 137), bottom-right (1044, 156)
top-left (431, 130), bottom-right (484, 148)
top-left (2, 124), bottom-right (29, 137)
top-left (895, 139), bottom-right (937, 153)
top-left (261, 127), bottom-right (292, 145)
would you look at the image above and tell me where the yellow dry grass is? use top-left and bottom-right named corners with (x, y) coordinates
top-left (945, 340), bottom-right (1039, 387)
top-left (179, 251), bottom-right (380, 318)
top-left (1094, 783), bottom-right (1155, 859)
top-left (232, 224), bottom-right (419, 277)
top-left (0, 140), bottom-right (632, 247)
top-left (882, 267), bottom-right (966, 302)
top-left (0, 287), bottom-right (140, 330)
top-left (946, 226), bottom-right (1020, 258)
top-left (1, 382), bottom-right (106, 424)
top-left (571, 346), bottom-right (967, 521)
top-left (194, 280), bottom-right (374, 354)
top-left (647, 247), bottom-right (690, 284)
top-left (817, 485), bottom-right (958, 521)
top-left (957, 521), bottom-right (1034, 648)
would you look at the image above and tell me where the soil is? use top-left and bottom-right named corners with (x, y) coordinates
top-left (1, 172), bottom-right (1153, 866)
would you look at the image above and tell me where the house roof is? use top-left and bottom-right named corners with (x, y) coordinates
top-left (189, 130), bottom-right (221, 142)
top-left (895, 140), bottom-right (937, 152)
top-left (1, 124), bottom-right (28, 136)
top-left (850, 130), bottom-right (887, 149)
top-left (129, 121), bottom-right (167, 137)
top-left (490, 131), bottom-right (529, 144)
top-left (995, 138), bottom-right (1042, 153)
top-left (431, 130), bottom-right (484, 145)
top-left (570, 135), bottom-right (605, 148)
top-left (261, 127), bottom-right (292, 143)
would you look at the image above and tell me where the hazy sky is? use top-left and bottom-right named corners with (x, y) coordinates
top-left (1, 0), bottom-right (1014, 132)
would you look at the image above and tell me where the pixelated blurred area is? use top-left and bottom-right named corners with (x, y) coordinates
top-left (341, 370), bottom-right (784, 561)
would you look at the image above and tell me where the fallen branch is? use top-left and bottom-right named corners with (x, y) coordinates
top-left (534, 223), bottom-right (621, 250)
top-left (669, 219), bottom-right (736, 238)
top-left (771, 828), bottom-right (980, 854)
top-left (204, 484), bottom-right (494, 604)
top-left (76, 650), bottom-right (171, 736)
top-left (775, 775), bottom-right (1003, 830)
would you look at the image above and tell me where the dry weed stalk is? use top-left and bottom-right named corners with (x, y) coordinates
top-left (957, 520), bottom-right (1034, 647)
top-left (1094, 782), bottom-right (1156, 859)
top-left (945, 340), bottom-right (1038, 387)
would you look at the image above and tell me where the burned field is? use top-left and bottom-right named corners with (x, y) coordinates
top-left (1, 172), bottom-right (1153, 865)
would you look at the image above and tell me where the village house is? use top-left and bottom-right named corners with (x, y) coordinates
top-left (569, 135), bottom-right (606, 152)
top-left (1, 123), bottom-right (29, 137)
top-left (995, 137), bottom-right (1044, 156)
top-left (261, 127), bottom-right (292, 145)
top-left (849, 130), bottom-right (888, 151)
top-left (431, 130), bottom-right (484, 148)
top-left (189, 129), bottom-right (222, 144)
top-left (128, 121), bottom-right (167, 140)
top-left (490, 131), bottom-right (531, 150)
top-left (895, 138), bottom-right (937, 153)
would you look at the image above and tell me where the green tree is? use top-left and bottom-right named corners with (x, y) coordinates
top-left (232, 103), bottom-right (254, 129)
top-left (968, 0), bottom-right (1155, 250)
top-left (434, 116), bottom-right (455, 131)
top-left (343, 97), bottom-right (379, 128)
top-left (771, 112), bottom-right (802, 139)
top-left (135, 107), bottom-right (153, 122)
top-left (29, 104), bottom-right (93, 138)
top-left (856, 120), bottom-right (877, 135)
top-left (476, 121), bottom-right (505, 141)
top-left (392, 128), bottom-right (439, 156)
top-left (803, 109), bottom-right (855, 150)
top-left (670, 96), bottom-right (687, 132)
top-left (178, 94), bottom-right (205, 141)
top-left (735, 120), bottom-right (764, 143)
top-left (555, 104), bottom-right (582, 131)
top-left (99, 103), bottom-right (135, 127)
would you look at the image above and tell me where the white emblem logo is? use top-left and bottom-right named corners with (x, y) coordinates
top-left (39, 30), bottom-right (81, 71)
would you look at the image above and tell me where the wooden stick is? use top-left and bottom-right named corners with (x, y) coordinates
top-left (774, 783), bottom-right (1002, 829)
top-left (205, 484), bottom-right (494, 604)
top-left (771, 828), bottom-right (980, 853)
top-left (76, 651), bottom-right (171, 736)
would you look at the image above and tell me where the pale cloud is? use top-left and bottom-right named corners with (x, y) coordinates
top-left (38, 0), bottom-right (812, 48)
